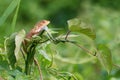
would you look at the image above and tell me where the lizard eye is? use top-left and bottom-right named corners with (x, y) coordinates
top-left (42, 20), bottom-right (47, 23)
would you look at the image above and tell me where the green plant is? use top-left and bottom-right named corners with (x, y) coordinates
top-left (0, 17), bottom-right (115, 80)
top-left (0, 0), bottom-right (120, 80)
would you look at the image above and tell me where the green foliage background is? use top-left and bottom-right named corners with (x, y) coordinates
top-left (0, 0), bottom-right (120, 80)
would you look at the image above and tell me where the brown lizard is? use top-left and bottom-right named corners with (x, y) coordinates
top-left (26, 20), bottom-right (50, 39)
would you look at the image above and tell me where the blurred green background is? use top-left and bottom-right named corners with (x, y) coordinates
top-left (0, 0), bottom-right (120, 80)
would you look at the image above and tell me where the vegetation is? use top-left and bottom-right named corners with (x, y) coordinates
top-left (0, 0), bottom-right (120, 80)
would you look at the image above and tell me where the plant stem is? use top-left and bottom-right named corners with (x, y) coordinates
top-left (55, 39), bottom-right (94, 56)
top-left (25, 44), bottom-right (36, 75)
top-left (113, 64), bottom-right (120, 68)
top-left (70, 42), bottom-right (93, 56)
top-left (65, 31), bottom-right (71, 40)
top-left (34, 58), bottom-right (43, 80)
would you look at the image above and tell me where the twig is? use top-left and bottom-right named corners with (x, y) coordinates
top-left (113, 64), bottom-right (120, 69)
top-left (57, 39), bottom-right (94, 56)
top-left (65, 30), bottom-right (71, 40)
top-left (55, 31), bottom-right (94, 56)
top-left (70, 42), bottom-right (93, 55)
top-left (34, 58), bottom-right (43, 80)
top-left (55, 37), bottom-right (94, 56)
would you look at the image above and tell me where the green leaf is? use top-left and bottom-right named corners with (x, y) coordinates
top-left (5, 33), bottom-right (17, 69)
top-left (67, 18), bottom-right (96, 40)
top-left (97, 44), bottom-right (112, 73)
top-left (74, 73), bottom-right (84, 80)
top-left (38, 50), bottom-right (51, 61)
top-left (15, 29), bottom-right (26, 60)
top-left (0, 0), bottom-right (20, 26)
top-left (114, 69), bottom-right (120, 78)
top-left (11, 0), bottom-right (21, 33)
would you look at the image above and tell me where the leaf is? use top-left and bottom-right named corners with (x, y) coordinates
top-left (0, 55), bottom-right (9, 70)
top-left (97, 44), bottom-right (112, 73)
top-left (38, 50), bottom-right (51, 61)
top-left (15, 29), bottom-right (26, 60)
top-left (11, 0), bottom-right (21, 33)
top-left (67, 18), bottom-right (96, 40)
top-left (114, 69), bottom-right (120, 78)
top-left (5, 33), bottom-right (17, 69)
top-left (74, 73), bottom-right (84, 80)
top-left (0, 0), bottom-right (20, 26)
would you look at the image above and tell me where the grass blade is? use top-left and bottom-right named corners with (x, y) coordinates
top-left (0, 0), bottom-right (20, 26)
top-left (11, 0), bottom-right (21, 33)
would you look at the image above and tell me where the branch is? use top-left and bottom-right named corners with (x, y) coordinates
top-left (55, 39), bottom-right (94, 56)
top-left (34, 58), bottom-right (43, 80)
top-left (65, 30), bottom-right (71, 40)
top-left (69, 42), bottom-right (94, 56)
top-left (113, 64), bottom-right (120, 69)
